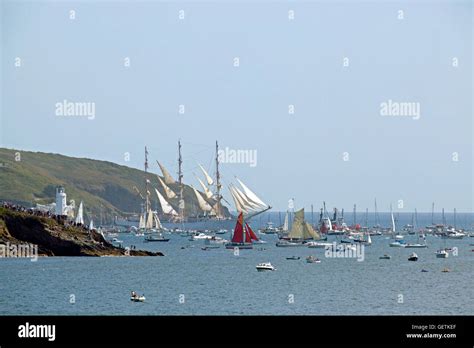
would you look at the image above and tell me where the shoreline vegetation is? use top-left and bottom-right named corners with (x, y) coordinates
top-left (0, 205), bottom-right (163, 257)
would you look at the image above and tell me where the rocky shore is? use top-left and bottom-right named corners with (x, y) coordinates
top-left (0, 207), bottom-right (163, 257)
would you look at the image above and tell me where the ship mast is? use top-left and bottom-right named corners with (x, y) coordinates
top-left (144, 146), bottom-right (149, 214)
top-left (215, 140), bottom-right (222, 219)
top-left (178, 140), bottom-right (184, 222)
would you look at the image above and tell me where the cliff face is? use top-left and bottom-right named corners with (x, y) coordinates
top-left (0, 208), bottom-right (162, 257)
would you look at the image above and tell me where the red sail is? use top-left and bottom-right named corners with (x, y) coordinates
top-left (246, 223), bottom-right (259, 241)
top-left (231, 213), bottom-right (244, 243)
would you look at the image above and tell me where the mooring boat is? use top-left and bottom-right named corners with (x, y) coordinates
top-left (130, 291), bottom-right (145, 302)
top-left (286, 256), bottom-right (300, 260)
top-left (306, 241), bottom-right (333, 249)
top-left (306, 255), bottom-right (321, 263)
top-left (436, 249), bottom-right (449, 258)
top-left (408, 252), bottom-right (418, 261)
top-left (225, 212), bottom-right (258, 249)
top-left (379, 254), bottom-right (391, 260)
top-left (256, 262), bottom-right (276, 271)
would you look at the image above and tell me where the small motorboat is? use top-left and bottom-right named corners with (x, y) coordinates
top-left (408, 252), bottom-right (418, 261)
top-left (436, 249), bottom-right (449, 258)
top-left (110, 237), bottom-right (123, 244)
top-left (286, 256), bottom-right (300, 260)
top-left (442, 268), bottom-right (450, 273)
top-left (256, 262), bottom-right (276, 271)
top-left (306, 256), bottom-right (321, 264)
top-left (421, 269), bottom-right (429, 272)
top-left (130, 291), bottom-right (145, 302)
top-left (215, 229), bottom-right (228, 235)
top-left (379, 254), bottom-right (391, 260)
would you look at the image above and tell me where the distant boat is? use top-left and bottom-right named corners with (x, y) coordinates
top-left (276, 208), bottom-right (320, 247)
top-left (436, 249), bottom-right (449, 258)
top-left (307, 241), bottom-right (333, 249)
top-left (259, 221), bottom-right (280, 234)
top-left (286, 256), bottom-right (300, 260)
top-left (256, 262), bottom-right (276, 271)
top-left (408, 253), bottom-right (418, 261)
top-left (306, 256), bottom-right (321, 264)
top-left (130, 291), bottom-right (145, 302)
top-left (225, 212), bottom-right (257, 249)
top-left (379, 254), bottom-right (391, 260)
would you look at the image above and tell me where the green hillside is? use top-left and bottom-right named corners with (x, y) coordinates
top-left (0, 148), bottom-right (229, 223)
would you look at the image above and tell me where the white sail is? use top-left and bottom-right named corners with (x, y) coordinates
top-left (138, 212), bottom-right (146, 229)
top-left (146, 209), bottom-right (154, 229)
top-left (75, 201), bottom-right (84, 225)
top-left (391, 212), bottom-right (396, 233)
top-left (157, 176), bottom-right (176, 199)
top-left (153, 212), bottom-right (162, 229)
top-left (196, 176), bottom-right (213, 199)
top-left (233, 185), bottom-right (259, 212)
top-left (89, 219), bottom-right (94, 231)
top-left (367, 233), bottom-right (372, 245)
top-left (229, 185), bottom-right (248, 214)
top-left (198, 164), bottom-right (214, 186)
top-left (282, 211), bottom-right (289, 232)
top-left (192, 186), bottom-right (213, 212)
top-left (157, 161), bottom-right (175, 184)
top-left (155, 188), bottom-right (178, 216)
top-left (236, 178), bottom-right (268, 209)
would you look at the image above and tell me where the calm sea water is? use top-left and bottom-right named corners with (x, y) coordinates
top-left (1, 212), bottom-right (473, 315)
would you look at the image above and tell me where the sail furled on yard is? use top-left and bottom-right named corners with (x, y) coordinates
top-left (198, 164), bottom-right (214, 186)
top-left (155, 188), bottom-right (178, 216)
top-left (287, 208), bottom-right (319, 240)
top-left (191, 186), bottom-right (213, 212)
top-left (157, 176), bottom-right (176, 199)
top-left (157, 161), bottom-right (175, 184)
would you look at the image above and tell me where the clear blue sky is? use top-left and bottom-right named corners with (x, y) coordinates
top-left (1, 0), bottom-right (472, 212)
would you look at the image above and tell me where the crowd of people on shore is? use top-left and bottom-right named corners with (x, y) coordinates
top-left (1, 201), bottom-right (89, 231)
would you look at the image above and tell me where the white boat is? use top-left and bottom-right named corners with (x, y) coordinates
top-left (445, 230), bottom-right (465, 239)
top-left (379, 254), bottom-right (391, 260)
top-left (256, 262), bottom-right (276, 271)
top-left (130, 291), bottom-right (146, 302)
top-left (408, 252), bottom-right (418, 261)
top-left (190, 233), bottom-right (213, 241)
top-left (110, 237), bottom-right (123, 244)
top-left (307, 241), bottom-right (333, 249)
top-left (306, 255), bottom-right (321, 263)
top-left (436, 249), bottom-right (449, 258)
top-left (215, 229), bottom-right (228, 234)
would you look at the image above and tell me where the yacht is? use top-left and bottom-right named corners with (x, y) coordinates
top-left (256, 262), bottom-right (276, 271)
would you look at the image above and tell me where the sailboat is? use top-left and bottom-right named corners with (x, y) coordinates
top-left (225, 212), bottom-right (259, 249)
top-left (405, 209), bottom-right (427, 248)
top-left (89, 219), bottom-right (95, 231)
top-left (277, 208), bottom-right (320, 247)
top-left (75, 201), bottom-right (84, 225)
top-left (389, 209), bottom-right (406, 247)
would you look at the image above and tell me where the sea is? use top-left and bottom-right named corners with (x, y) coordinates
top-left (1, 212), bottom-right (473, 315)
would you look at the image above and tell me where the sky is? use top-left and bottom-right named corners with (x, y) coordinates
top-left (1, 0), bottom-right (472, 212)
